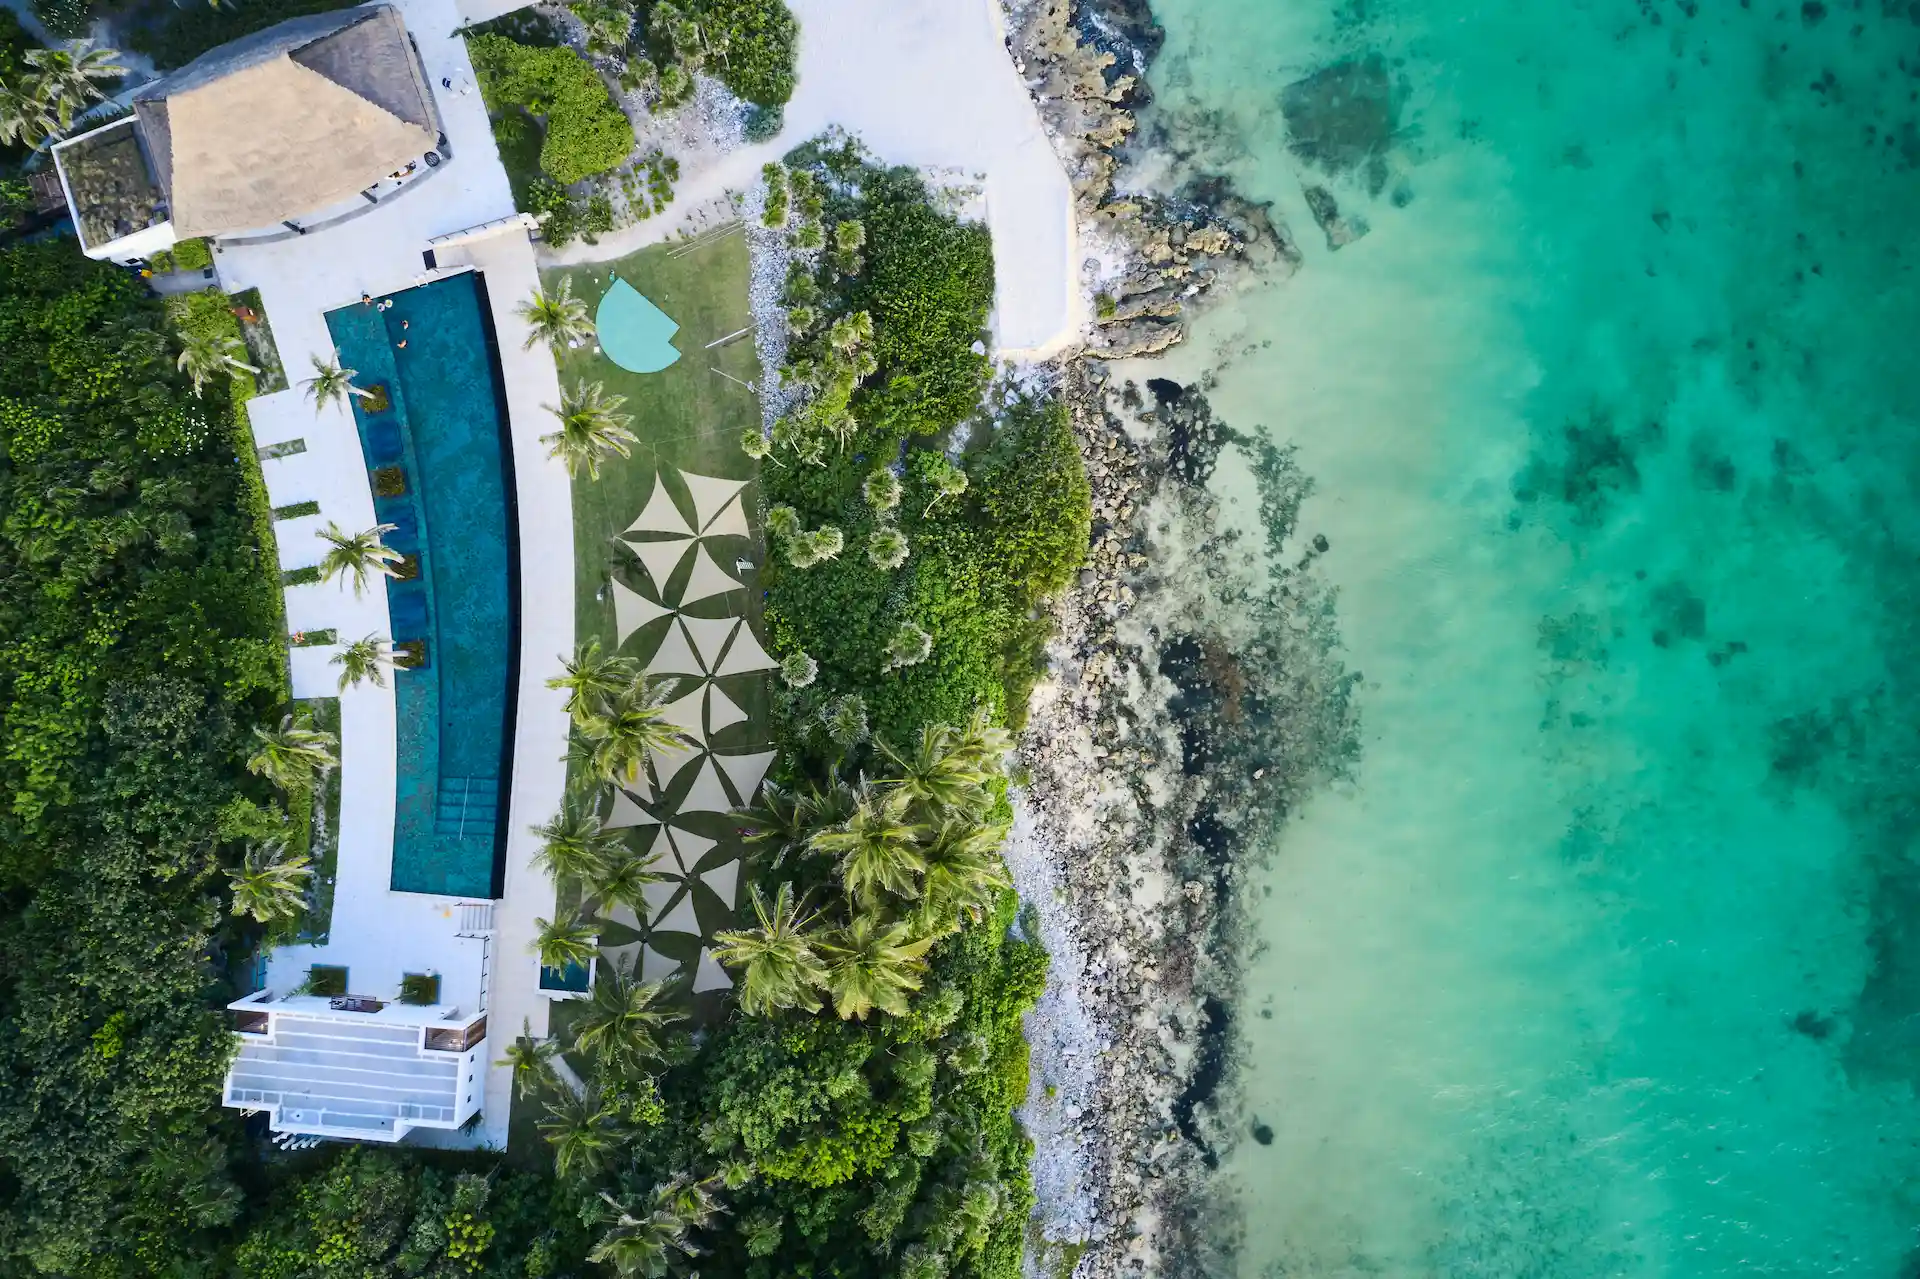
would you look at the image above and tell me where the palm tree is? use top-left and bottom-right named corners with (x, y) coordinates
top-left (532, 910), bottom-right (599, 972)
top-left (547, 640), bottom-right (638, 727)
top-left (827, 309), bottom-right (873, 358)
top-left (299, 353), bottom-right (373, 415)
top-left (0, 79), bottom-right (55, 148)
top-left (590, 1187), bottom-right (697, 1278)
top-left (580, 678), bottom-right (693, 788)
top-left (331, 633), bottom-right (394, 692)
top-left (174, 331), bottom-right (258, 397)
top-left (921, 456), bottom-right (969, 516)
top-left (810, 787), bottom-right (925, 911)
top-left (23, 40), bottom-right (124, 134)
top-left (315, 522), bottom-right (403, 597)
top-left (867, 525), bottom-right (909, 570)
top-left (863, 467), bottom-right (902, 512)
top-left (877, 722), bottom-right (986, 814)
top-left (916, 818), bottom-right (1010, 931)
top-left (540, 1086), bottom-right (621, 1179)
top-left (227, 837), bottom-right (313, 923)
top-left (543, 380), bottom-right (638, 480)
top-left (247, 714), bottom-right (339, 790)
top-left (531, 802), bottom-right (624, 885)
top-left (516, 276), bottom-right (594, 353)
top-left (712, 882), bottom-right (827, 1015)
top-left (816, 913), bottom-right (936, 1021)
top-left (497, 1018), bottom-right (560, 1098)
top-left (572, 955), bottom-right (681, 1074)
top-left (583, 849), bottom-right (667, 918)
top-left (738, 781), bottom-right (814, 868)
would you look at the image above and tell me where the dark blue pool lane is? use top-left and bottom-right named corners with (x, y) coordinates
top-left (327, 272), bottom-right (519, 899)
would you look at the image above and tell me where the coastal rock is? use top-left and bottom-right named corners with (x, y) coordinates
top-left (1087, 318), bottom-right (1185, 360)
top-left (1303, 184), bottom-right (1369, 249)
top-left (1281, 55), bottom-right (1398, 176)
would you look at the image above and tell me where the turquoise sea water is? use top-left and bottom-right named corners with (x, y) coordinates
top-left (328, 273), bottom-right (516, 899)
top-left (1137, 0), bottom-right (1920, 1271)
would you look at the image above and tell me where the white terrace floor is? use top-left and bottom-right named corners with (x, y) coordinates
top-left (217, 0), bottom-right (569, 1149)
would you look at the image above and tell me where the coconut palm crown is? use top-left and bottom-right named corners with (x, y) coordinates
top-left (542, 379), bottom-right (638, 480)
top-left (176, 331), bottom-right (258, 396)
top-left (516, 276), bottom-right (595, 353)
top-left (227, 837), bottom-right (313, 923)
top-left (300, 353), bottom-right (373, 416)
top-left (712, 882), bottom-right (827, 1016)
top-left (315, 522), bottom-right (403, 598)
top-left (246, 714), bottom-right (339, 791)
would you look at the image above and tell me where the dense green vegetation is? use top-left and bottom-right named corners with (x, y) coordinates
top-left (121, 0), bottom-right (357, 70)
top-left (511, 138), bottom-right (1087, 1278)
top-left (470, 34), bottom-right (637, 185)
top-left (0, 241), bottom-right (287, 1272)
top-left (759, 143), bottom-right (1090, 740)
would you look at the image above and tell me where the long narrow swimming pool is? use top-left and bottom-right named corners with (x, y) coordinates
top-left (327, 273), bottom-right (519, 899)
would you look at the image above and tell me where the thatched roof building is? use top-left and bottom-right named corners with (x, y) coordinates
top-left (54, 4), bottom-right (440, 253)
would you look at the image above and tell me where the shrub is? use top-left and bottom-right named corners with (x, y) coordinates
top-left (398, 973), bottom-right (440, 1005)
top-left (305, 965), bottom-right (349, 997)
top-left (467, 34), bottom-right (635, 183)
top-left (361, 381), bottom-right (392, 413)
top-left (395, 639), bottom-right (427, 667)
top-left (172, 237), bottom-right (214, 272)
top-left (694, 0), bottom-right (796, 106)
top-left (272, 500), bottom-right (321, 520)
top-left (371, 465), bottom-right (408, 497)
top-left (283, 565), bottom-right (322, 586)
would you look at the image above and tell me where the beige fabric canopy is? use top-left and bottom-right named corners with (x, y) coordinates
top-left (700, 495), bottom-right (751, 540)
top-left (716, 750), bottom-right (776, 804)
top-left (654, 685), bottom-right (707, 739)
top-left (627, 480), bottom-right (695, 537)
top-left (679, 543), bottom-right (743, 607)
top-left (679, 756), bottom-right (733, 814)
top-left (164, 56), bottom-right (433, 236)
top-left (611, 578), bottom-right (671, 647)
top-left (624, 538), bottom-right (692, 597)
top-left (644, 621), bottom-right (703, 678)
top-left (706, 684), bottom-right (747, 736)
top-left (604, 786), bottom-right (655, 828)
top-left (680, 472), bottom-right (750, 533)
top-left (648, 737), bottom-right (701, 789)
top-left (641, 943), bottom-right (681, 983)
top-left (651, 891), bottom-right (700, 937)
top-left (693, 947), bottom-right (734, 992)
top-left (700, 859), bottom-right (740, 909)
top-left (665, 827), bottom-right (717, 873)
top-left (713, 625), bottom-right (777, 676)
top-left (681, 616), bottom-right (738, 672)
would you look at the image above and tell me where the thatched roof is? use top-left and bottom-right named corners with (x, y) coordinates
top-left (131, 5), bottom-right (438, 238)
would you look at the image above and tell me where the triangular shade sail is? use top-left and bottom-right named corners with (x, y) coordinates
top-left (701, 494), bottom-right (750, 539)
top-left (716, 750), bottom-right (777, 805)
top-left (642, 875), bottom-right (680, 924)
top-left (679, 543), bottom-right (743, 607)
top-left (693, 947), bottom-right (734, 992)
top-left (680, 757), bottom-right (733, 813)
top-left (649, 737), bottom-right (701, 790)
top-left (652, 891), bottom-right (700, 937)
top-left (655, 684), bottom-right (707, 738)
top-left (666, 827), bottom-right (717, 873)
top-left (681, 472), bottom-right (749, 533)
top-left (607, 905), bottom-right (642, 933)
top-left (641, 943), bottom-right (681, 983)
top-left (604, 787), bottom-right (656, 829)
top-left (712, 625), bottom-right (777, 676)
top-left (644, 623), bottom-right (702, 677)
top-left (626, 479), bottom-right (694, 537)
top-left (623, 537), bottom-right (691, 595)
top-left (706, 683), bottom-right (747, 736)
top-left (682, 616), bottom-right (738, 672)
top-left (601, 940), bottom-right (641, 975)
top-left (700, 858), bottom-right (739, 908)
top-left (611, 578), bottom-right (671, 647)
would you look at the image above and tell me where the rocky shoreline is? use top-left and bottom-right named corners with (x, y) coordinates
top-left (993, 4), bottom-right (1363, 1276)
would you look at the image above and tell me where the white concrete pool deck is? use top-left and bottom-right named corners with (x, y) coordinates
top-left (216, 0), bottom-right (569, 1150)
top-left (530, 0), bottom-right (1084, 361)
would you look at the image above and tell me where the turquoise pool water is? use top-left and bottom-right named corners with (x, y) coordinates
top-left (1134, 0), bottom-right (1920, 1270)
top-left (327, 273), bottom-right (518, 899)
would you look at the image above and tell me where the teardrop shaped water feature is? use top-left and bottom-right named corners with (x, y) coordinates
top-left (596, 276), bottom-right (681, 374)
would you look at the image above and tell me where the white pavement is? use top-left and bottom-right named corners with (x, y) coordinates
top-left (216, 0), bottom-right (571, 1150)
top-left (539, 0), bottom-right (1083, 360)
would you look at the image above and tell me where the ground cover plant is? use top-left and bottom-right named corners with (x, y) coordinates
top-left (0, 240), bottom-right (291, 1273)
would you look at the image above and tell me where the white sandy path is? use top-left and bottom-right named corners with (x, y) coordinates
top-left (216, 0), bottom-right (571, 1150)
top-left (536, 0), bottom-right (1083, 360)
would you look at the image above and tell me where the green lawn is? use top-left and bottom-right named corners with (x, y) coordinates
top-left (536, 226), bottom-right (769, 1050)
